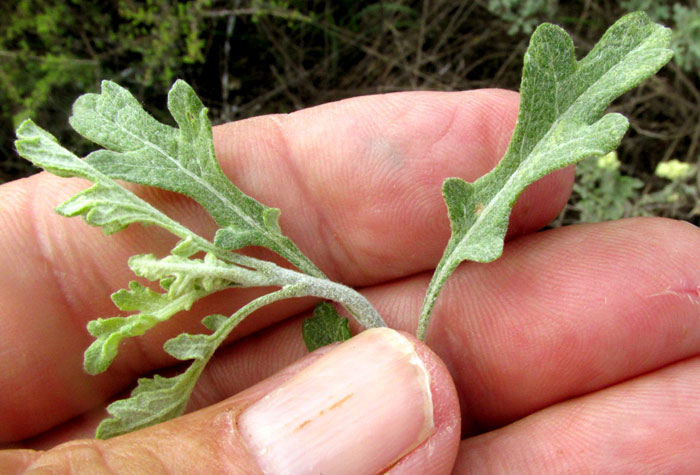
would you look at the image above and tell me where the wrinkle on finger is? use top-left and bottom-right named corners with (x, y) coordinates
top-left (189, 217), bottom-right (700, 440)
top-left (420, 217), bottom-right (700, 431)
top-left (454, 356), bottom-right (700, 474)
top-left (213, 89), bottom-right (567, 285)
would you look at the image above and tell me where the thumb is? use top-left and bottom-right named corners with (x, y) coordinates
top-left (5, 328), bottom-right (461, 474)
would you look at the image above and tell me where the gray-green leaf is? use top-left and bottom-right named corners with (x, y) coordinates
top-left (302, 302), bottom-right (352, 352)
top-left (96, 371), bottom-right (194, 439)
top-left (417, 12), bottom-right (673, 340)
top-left (70, 80), bottom-right (321, 277)
top-left (83, 280), bottom-right (215, 375)
top-left (95, 286), bottom-right (304, 439)
top-left (15, 120), bottom-right (187, 236)
top-left (128, 253), bottom-right (262, 296)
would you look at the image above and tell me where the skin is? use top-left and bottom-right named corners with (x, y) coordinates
top-left (1, 89), bottom-right (699, 472)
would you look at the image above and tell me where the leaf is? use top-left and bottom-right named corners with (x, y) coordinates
top-left (302, 302), bottom-right (352, 352)
top-left (83, 313), bottom-right (158, 375)
top-left (14, 119), bottom-right (262, 270)
top-left (128, 252), bottom-right (266, 296)
top-left (201, 314), bottom-right (228, 331)
top-left (96, 371), bottom-right (194, 439)
top-left (70, 80), bottom-right (322, 277)
top-left (163, 333), bottom-right (214, 361)
top-left (417, 12), bottom-right (674, 339)
top-left (96, 327), bottom-right (219, 439)
top-left (84, 248), bottom-right (293, 375)
top-left (83, 280), bottom-right (214, 375)
top-left (95, 326), bottom-right (219, 439)
top-left (14, 120), bottom-right (187, 236)
top-left (95, 286), bottom-right (303, 439)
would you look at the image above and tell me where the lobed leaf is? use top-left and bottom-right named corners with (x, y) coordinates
top-left (70, 80), bottom-right (322, 276)
top-left (128, 252), bottom-right (267, 296)
top-left (16, 78), bottom-right (385, 440)
top-left (15, 120), bottom-right (185, 235)
top-left (95, 286), bottom-right (303, 439)
top-left (418, 12), bottom-right (674, 339)
top-left (96, 326), bottom-right (219, 438)
top-left (96, 371), bottom-right (194, 439)
top-left (83, 281), bottom-right (214, 375)
top-left (95, 326), bottom-right (220, 438)
top-left (302, 302), bottom-right (352, 352)
top-left (82, 249), bottom-right (264, 375)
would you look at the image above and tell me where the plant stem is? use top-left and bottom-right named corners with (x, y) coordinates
top-left (254, 262), bottom-right (386, 330)
top-left (417, 253), bottom-right (460, 341)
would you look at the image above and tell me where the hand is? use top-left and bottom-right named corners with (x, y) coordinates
top-left (2, 89), bottom-right (699, 473)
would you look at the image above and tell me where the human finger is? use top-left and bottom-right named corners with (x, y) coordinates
top-left (367, 217), bottom-right (700, 432)
top-left (452, 355), bottom-right (700, 473)
top-left (0, 89), bottom-right (573, 441)
top-left (211, 89), bottom-right (571, 284)
top-left (163, 217), bottom-right (700, 438)
top-left (1, 329), bottom-right (461, 474)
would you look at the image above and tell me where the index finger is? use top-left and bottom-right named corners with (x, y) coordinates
top-left (0, 89), bottom-right (573, 442)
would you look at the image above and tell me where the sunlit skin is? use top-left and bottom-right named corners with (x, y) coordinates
top-left (1, 89), bottom-right (699, 472)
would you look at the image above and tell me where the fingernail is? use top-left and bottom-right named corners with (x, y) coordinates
top-left (239, 327), bottom-right (435, 474)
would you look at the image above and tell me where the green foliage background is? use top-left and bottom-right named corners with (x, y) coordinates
top-left (3, 0), bottom-right (700, 224)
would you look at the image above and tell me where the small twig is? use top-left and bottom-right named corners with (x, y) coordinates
top-left (221, 8), bottom-right (238, 122)
top-left (413, 0), bottom-right (430, 88)
top-left (0, 50), bottom-right (98, 65)
top-left (686, 118), bottom-right (700, 162)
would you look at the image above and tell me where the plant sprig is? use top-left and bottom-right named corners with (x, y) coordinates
top-left (15, 81), bottom-right (383, 439)
top-left (14, 11), bottom-right (672, 439)
top-left (95, 284), bottom-right (306, 438)
top-left (417, 12), bottom-right (673, 339)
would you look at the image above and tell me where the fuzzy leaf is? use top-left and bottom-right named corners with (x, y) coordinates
top-left (418, 12), bottom-right (674, 339)
top-left (446, 12), bottom-right (671, 264)
top-left (97, 286), bottom-right (306, 439)
top-left (302, 302), bottom-right (352, 352)
top-left (96, 325), bottom-right (219, 439)
top-left (96, 371), bottom-right (194, 439)
top-left (70, 80), bottom-right (321, 276)
top-left (201, 314), bottom-right (228, 331)
top-left (83, 281), bottom-right (212, 375)
top-left (129, 253), bottom-right (267, 296)
top-left (164, 333), bottom-right (214, 361)
top-left (16, 79), bottom-right (383, 440)
top-left (111, 281), bottom-right (175, 311)
top-left (96, 323), bottom-right (219, 439)
top-left (14, 120), bottom-right (185, 235)
top-left (83, 251), bottom-right (247, 375)
top-left (83, 314), bottom-right (157, 375)
top-left (95, 286), bottom-right (303, 439)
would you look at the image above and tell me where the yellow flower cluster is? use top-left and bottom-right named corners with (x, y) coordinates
top-left (655, 159), bottom-right (697, 181)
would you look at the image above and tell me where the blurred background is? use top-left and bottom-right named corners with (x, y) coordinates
top-left (2, 0), bottom-right (700, 225)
